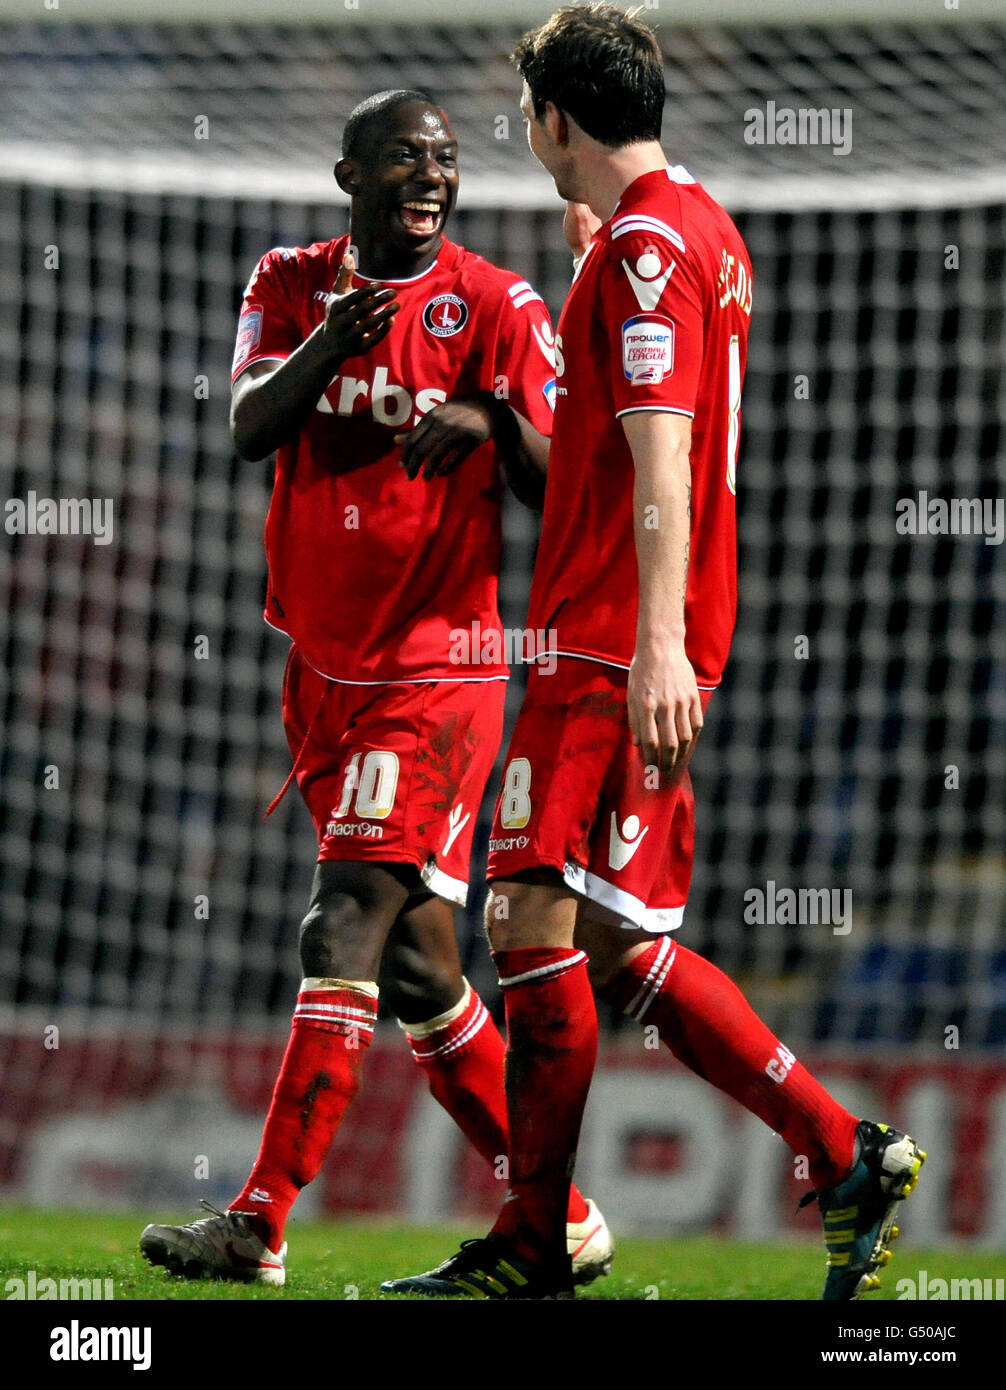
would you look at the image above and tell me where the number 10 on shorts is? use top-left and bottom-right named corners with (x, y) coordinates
top-left (333, 751), bottom-right (400, 820)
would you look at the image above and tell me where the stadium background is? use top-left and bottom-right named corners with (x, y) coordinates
top-left (1, 0), bottom-right (1004, 1251)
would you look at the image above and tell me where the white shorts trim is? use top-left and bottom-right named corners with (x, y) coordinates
top-left (561, 861), bottom-right (685, 933)
top-left (421, 858), bottom-right (469, 907)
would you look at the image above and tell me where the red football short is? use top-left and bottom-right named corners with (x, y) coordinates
top-left (486, 658), bottom-right (714, 931)
top-left (281, 645), bottom-right (505, 906)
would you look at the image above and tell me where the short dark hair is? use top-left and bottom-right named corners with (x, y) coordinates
top-left (342, 89), bottom-right (438, 159)
top-left (512, 4), bottom-right (664, 148)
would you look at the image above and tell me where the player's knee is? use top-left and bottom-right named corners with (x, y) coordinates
top-left (298, 903), bottom-right (341, 975)
top-left (297, 863), bottom-right (406, 976)
top-left (298, 893), bottom-right (375, 977)
top-left (381, 941), bottom-right (460, 1021)
top-left (482, 879), bottom-right (534, 934)
top-left (484, 879), bottom-right (576, 952)
top-left (483, 884), bottom-right (524, 948)
top-left (486, 889), bottom-right (572, 956)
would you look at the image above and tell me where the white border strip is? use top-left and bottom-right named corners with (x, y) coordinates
top-left (397, 979), bottom-right (471, 1036)
top-left (498, 950), bottom-right (589, 988)
top-left (409, 1001), bottom-right (490, 1059)
top-left (420, 859), bottom-right (469, 907)
top-left (294, 1013), bottom-right (374, 1032)
top-left (562, 861), bottom-right (685, 934)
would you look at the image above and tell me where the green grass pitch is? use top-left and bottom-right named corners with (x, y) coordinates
top-left (2, 1207), bottom-right (1001, 1301)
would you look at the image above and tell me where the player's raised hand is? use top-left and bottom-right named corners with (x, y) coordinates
top-left (333, 250), bottom-right (356, 296)
top-left (627, 642), bottom-right (703, 784)
top-left (395, 399), bottom-right (494, 481)
top-left (321, 250), bottom-right (399, 360)
top-left (563, 202), bottom-right (602, 261)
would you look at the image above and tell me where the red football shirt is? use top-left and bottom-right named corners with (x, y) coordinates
top-left (527, 166), bottom-right (752, 690)
top-left (232, 235), bottom-right (557, 683)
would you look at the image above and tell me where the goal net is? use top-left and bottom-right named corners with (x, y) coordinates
top-left (2, 17), bottom-right (1004, 1058)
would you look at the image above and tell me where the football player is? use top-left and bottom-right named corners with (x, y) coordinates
top-left (380, 9), bottom-right (925, 1301)
top-left (139, 90), bottom-right (611, 1286)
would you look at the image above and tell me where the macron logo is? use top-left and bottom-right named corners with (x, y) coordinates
top-left (248, 1189), bottom-right (274, 1204)
top-left (608, 814), bottom-right (649, 871)
top-left (442, 804), bottom-right (471, 856)
top-left (621, 252), bottom-right (676, 312)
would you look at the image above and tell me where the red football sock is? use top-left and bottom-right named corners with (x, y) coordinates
top-left (490, 948), bottom-right (598, 1262)
top-left (230, 980), bottom-right (378, 1249)
top-left (602, 938), bottom-right (858, 1189)
top-left (403, 980), bottom-right (590, 1226)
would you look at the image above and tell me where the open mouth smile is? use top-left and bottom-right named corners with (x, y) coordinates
top-left (398, 200), bottom-right (444, 235)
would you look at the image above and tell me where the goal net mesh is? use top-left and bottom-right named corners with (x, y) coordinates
top-left (1, 19), bottom-right (1003, 1049)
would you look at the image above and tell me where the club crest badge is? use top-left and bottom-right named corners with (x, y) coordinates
top-left (423, 294), bottom-right (469, 338)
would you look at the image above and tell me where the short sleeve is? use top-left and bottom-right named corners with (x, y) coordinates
top-left (231, 248), bottom-right (304, 384)
top-left (602, 230), bottom-right (704, 420)
top-left (490, 279), bottom-right (558, 437)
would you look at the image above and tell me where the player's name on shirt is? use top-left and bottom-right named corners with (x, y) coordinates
top-left (717, 248), bottom-right (753, 316)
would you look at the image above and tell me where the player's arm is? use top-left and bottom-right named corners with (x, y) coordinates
top-left (395, 397), bottom-right (548, 509)
top-left (486, 399), bottom-right (550, 510)
top-left (564, 201), bottom-right (602, 270)
top-left (624, 409), bottom-right (703, 782)
top-left (230, 257), bottom-right (399, 461)
top-left (396, 263), bottom-right (556, 508)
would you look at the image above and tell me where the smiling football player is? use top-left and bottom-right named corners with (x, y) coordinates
top-left (138, 89), bottom-right (612, 1289)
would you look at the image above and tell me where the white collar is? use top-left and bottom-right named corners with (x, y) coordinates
top-left (354, 256), bottom-right (441, 285)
